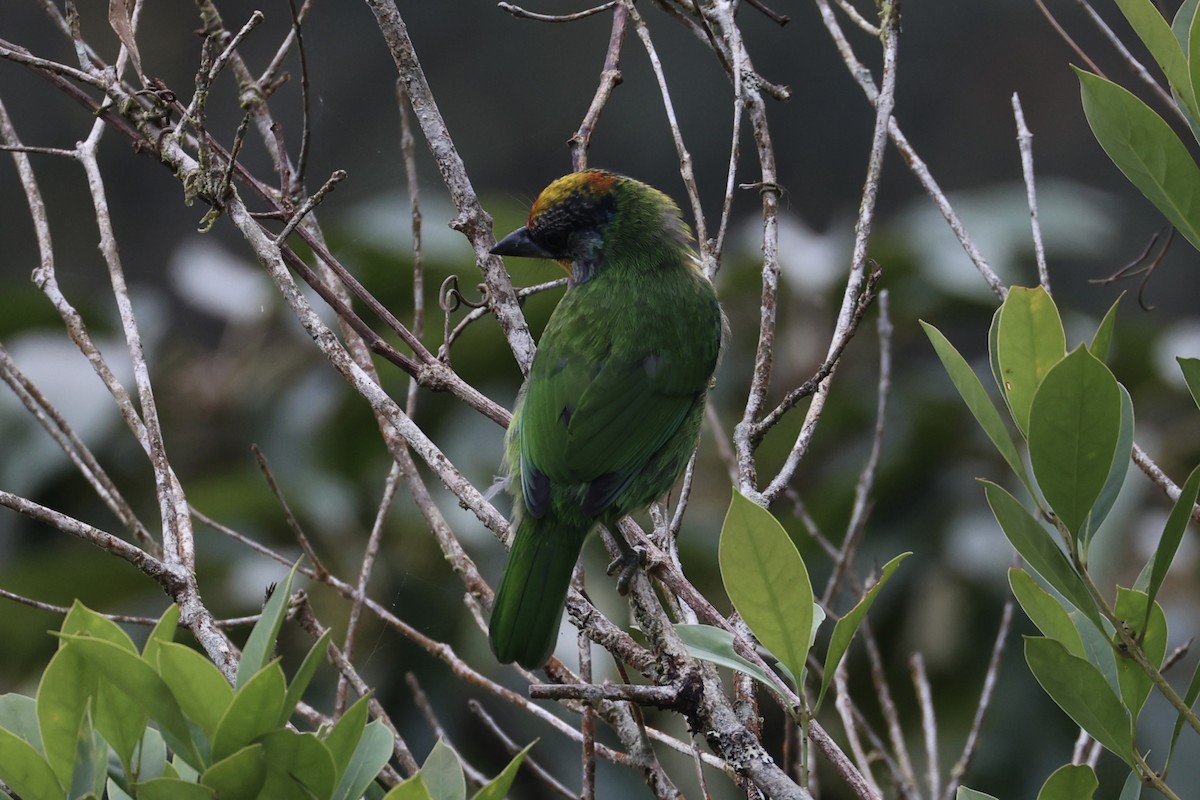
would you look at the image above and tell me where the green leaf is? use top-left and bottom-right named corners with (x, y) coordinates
top-left (141, 605), bottom-right (181, 667)
top-left (36, 645), bottom-right (95, 786)
top-left (719, 489), bottom-right (814, 686)
top-left (921, 321), bottom-right (1031, 488)
top-left (1073, 610), bottom-right (1120, 696)
top-left (133, 727), bottom-right (169, 782)
top-left (1113, 0), bottom-right (1198, 120)
top-left (1119, 769), bottom-right (1144, 800)
top-left (1028, 346), bottom-right (1122, 536)
top-left (385, 775), bottom-right (434, 800)
top-left (0, 725), bottom-right (62, 800)
top-left (280, 628), bottom-right (331, 727)
top-left (1179, 357), bottom-right (1200, 410)
top-left (422, 739), bottom-right (466, 800)
top-left (334, 719), bottom-right (395, 800)
top-left (1081, 385), bottom-right (1134, 549)
top-left (995, 285), bottom-right (1067, 435)
top-left (58, 635), bottom-right (203, 771)
top-left (815, 552), bottom-right (910, 711)
top-left (1036, 763), bottom-right (1098, 800)
top-left (1144, 463), bottom-right (1200, 615)
top-left (983, 482), bottom-right (1100, 629)
top-left (1113, 588), bottom-right (1168, 721)
top-left (675, 624), bottom-right (783, 691)
top-left (957, 789), bottom-right (1000, 800)
top-left (212, 661), bottom-right (287, 763)
top-left (1076, 68), bottom-right (1200, 253)
top-left (258, 729), bottom-right (337, 800)
top-left (156, 642), bottom-right (235, 740)
top-left (200, 744), bottom-right (267, 800)
top-left (238, 560), bottom-right (301, 689)
top-left (94, 678), bottom-right (148, 777)
top-left (470, 741), bottom-right (536, 800)
top-left (0, 693), bottom-right (42, 753)
top-left (1009, 569), bottom-right (1085, 658)
top-left (326, 693), bottom-right (370, 786)
top-left (1024, 637), bottom-right (1135, 765)
top-left (1166, 651), bottom-right (1200, 772)
top-left (1089, 293), bottom-right (1123, 363)
top-left (61, 601), bottom-right (137, 653)
top-left (131, 777), bottom-right (214, 800)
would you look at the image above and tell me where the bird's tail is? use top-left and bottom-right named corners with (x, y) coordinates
top-left (489, 514), bottom-right (589, 669)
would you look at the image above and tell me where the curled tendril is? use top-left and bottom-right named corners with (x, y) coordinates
top-left (438, 274), bottom-right (488, 313)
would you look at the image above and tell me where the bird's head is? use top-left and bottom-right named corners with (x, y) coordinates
top-left (491, 170), bottom-right (693, 285)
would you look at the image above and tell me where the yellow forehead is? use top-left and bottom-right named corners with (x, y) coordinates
top-left (529, 171), bottom-right (617, 222)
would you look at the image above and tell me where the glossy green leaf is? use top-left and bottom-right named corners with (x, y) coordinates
top-left (471, 741), bottom-right (535, 800)
top-left (258, 729), bottom-right (337, 800)
top-left (61, 601), bottom-right (137, 653)
top-left (0, 693), bottom-right (41, 752)
top-left (385, 775), bottom-right (434, 800)
top-left (107, 778), bottom-right (135, 800)
top-left (922, 321), bottom-right (1030, 487)
top-left (1009, 569), bottom-right (1084, 658)
top-left (36, 645), bottom-right (95, 786)
top-left (1166, 650), bottom-right (1200, 771)
top-left (1025, 637), bottom-right (1134, 765)
top-left (1072, 609), bottom-right (1120, 696)
top-left (132, 777), bottom-right (213, 800)
top-left (0, 725), bottom-right (61, 800)
top-left (1036, 763), bottom-right (1097, 800)
top-left (141, 605), bottom-right (181, 667)
top-left (94, 677), bottom-right (147, 776)
top-left (1119, 769), bottom-right (1143, 800)
top-left (983, 482), bottom-right (1100, 629)
top-left (957, 789), bottom-right (1000, 800)
top-left (719, 489), bottom-right (814, 685)
top-left (58, 635), bottom-right (202, 771)
top-left (212, 661), bottom-right (286, 762)
top-left (133, 727), bottom-right (169, 782)
top-left (326, 693), bottom-right (370, 786)
top-left (1076, 68), bottom-right (1200, 253)
top-left (70, 715), bottom-right (107, 799)
top-left (280, 628), bottom-right (331, 727)
top-left (422, 738), bottom-right (466, 800)
top-left (1113, 0), bottom-right (1198, 119)
top-left (1113, 588), bottom-right (1168, 720)
top-left (1089, 293), bottom-right (1123, 363)
top-left (815, 552), bottom-right (910, 711)
top-left (1179, 357), bottom-right (1200, 410)
top-left (238, 560), bottom-right (301, 689)
top-left (200, 743), bottom-right (266, 800)
top-left (156, 642), bottom-right (235, 740)
top-left (334, 718), bottom-right (395, 800)
top-left (1080, 384), bottom-right (1134, 549)
top-left (1172, 0), bottom-right (1200, 50)
top-left (675, 624), bottom-right (782, 691)
top-left (995, 286), bottom-right (1067, 435)
top-left (1144, 463), bottom-right (1200, 616)
top-left (1028, 346), bottom-right (1122, 536)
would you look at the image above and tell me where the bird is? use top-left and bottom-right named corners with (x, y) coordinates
top-left (487, 169), bottom-right (724, 669)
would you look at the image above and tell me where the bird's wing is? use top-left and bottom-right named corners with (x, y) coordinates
top-left (518, 320), bottom-right (717, 517)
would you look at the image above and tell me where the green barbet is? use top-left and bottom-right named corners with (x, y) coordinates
top-left (488, 170), bottom-right (724, 668)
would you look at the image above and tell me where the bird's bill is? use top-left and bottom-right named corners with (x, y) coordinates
top-left (491, 227), bottom-right (553, 259)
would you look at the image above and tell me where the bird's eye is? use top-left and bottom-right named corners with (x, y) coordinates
top-left (538, 228), bottom-right (569, 254)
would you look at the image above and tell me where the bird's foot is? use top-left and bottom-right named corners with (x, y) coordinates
top-left (607, 546), bottom-right (648, 596)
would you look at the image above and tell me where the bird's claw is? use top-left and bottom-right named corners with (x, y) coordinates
top-left (607, 546), bottom-right (648, 596)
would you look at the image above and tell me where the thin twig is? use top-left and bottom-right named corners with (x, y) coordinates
top-left (569, 2), bottom-right (628, 170)
top-left (910, 654), bottom-right (939, 800)
top-left (942, 598), bottom-right (1014, 800)
top-left (1012, 94), bottom-right (1049, 291)
top-left (498, 1), bottom-right (618, 23)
